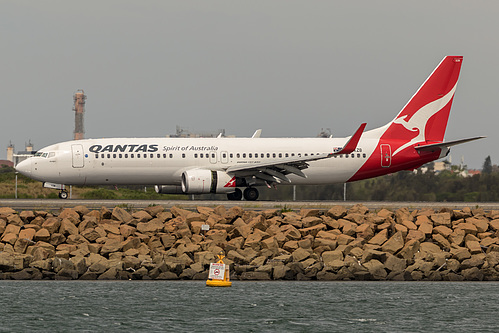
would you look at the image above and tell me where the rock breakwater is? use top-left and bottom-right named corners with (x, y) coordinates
top-left (1, 204), bottom-right (499, 281)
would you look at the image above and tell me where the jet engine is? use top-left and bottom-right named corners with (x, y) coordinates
top-left (181, 169), bottom-right (235, 194)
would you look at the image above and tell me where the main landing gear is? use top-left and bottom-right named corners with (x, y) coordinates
top-left (226, 187), bottom-right (259, 201)
top-left (58, 190), bottom-right (69, 199)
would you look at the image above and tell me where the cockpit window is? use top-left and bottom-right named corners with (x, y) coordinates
top-left (48, 152), bottom-right (55, 158)
top-left (35, 152), bottom-right (43, 157)
top-left (42, 153), bottom-right (48, 158)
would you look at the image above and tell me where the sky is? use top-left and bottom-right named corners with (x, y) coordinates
top-left (1, 0), bottom-right (497, 169)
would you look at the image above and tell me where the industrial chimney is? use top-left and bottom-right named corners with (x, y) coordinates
top-left (73, 89), bottom-right (86, 140)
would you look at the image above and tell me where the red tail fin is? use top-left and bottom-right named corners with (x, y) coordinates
top-left (387, 56), bottom-right (463, 155)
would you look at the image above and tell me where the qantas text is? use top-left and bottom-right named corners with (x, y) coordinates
top-left (88, 144), bottom-right (219, 153)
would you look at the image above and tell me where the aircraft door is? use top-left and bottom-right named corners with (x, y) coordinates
top-left (381, 144), bottom-right (391, 167)
top-left (72, 144), bottom-right (85, 168)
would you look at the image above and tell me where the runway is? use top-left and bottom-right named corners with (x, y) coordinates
top-left (1, 199), bottom-right (498, 212)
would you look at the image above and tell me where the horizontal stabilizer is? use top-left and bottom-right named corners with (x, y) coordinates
top-left (332, 123), bottom-right (367, 156)
top-left (415, 136), bottom-right (485, 152)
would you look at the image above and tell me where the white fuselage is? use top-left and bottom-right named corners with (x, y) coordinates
top-left (19, 136), bottom-right (378, 186)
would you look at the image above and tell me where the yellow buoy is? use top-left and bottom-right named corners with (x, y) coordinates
top-left (206, 252), bottom-right (232, 287)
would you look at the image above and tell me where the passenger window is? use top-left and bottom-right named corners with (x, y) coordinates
top-left (182, 153), bottom-right (186, 158)
top-left (273, 153), bottom-right (276, 158)
top-left (169, 154), bottom-right (173, 158)
top-left (279, 153), bottom-right (282, 158)
top-left (125, 154), bottom-right (128, 158)
top-left (236, 153), bottom-right (240, 158)
top-left (200, 153), bottom-right (203, 158)
top-left (243, 153), bottom-right (246, 158)
top-left (249, 153), bottom-right (252, 158)
top-left (285, 153), bottom-right (289, 158)
top-left (230, 153), bottom-right (233, 158)
top-left (357, 154), bottom-right (361, 158)
top-left (107, 154), bottom-right (111, 158)
top-left (95, 154), bottom-right (99, 158)
top-left (223, 153), bottom-right (227, 158)
top-left (119, 154), bottom-right (122, 158)
top-left (131, 154), bottom-right (134, 158)
top-left (363, 153), bottom-right (366, 158)
top-left (157, 154), bottom-right (161, 158)
top-left (150, 154), bottom-right (153, 158)
top-left (194, 154), bottom-right (198, 158)
top-left (267, 153), bottom-right (270, 158)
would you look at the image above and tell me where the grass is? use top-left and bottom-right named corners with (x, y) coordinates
top-left (0, 171), bottom-right (190, 200)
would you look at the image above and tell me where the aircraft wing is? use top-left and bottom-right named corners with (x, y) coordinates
top-left (415, 136), bottom-right (485, 152)
top-left (225, 123), bottom-right (366, 183)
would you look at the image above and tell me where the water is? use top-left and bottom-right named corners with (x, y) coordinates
top-left (0, 281), bottom-right (498, 332)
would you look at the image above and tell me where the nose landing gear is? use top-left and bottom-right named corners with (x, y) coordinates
top-left (58, 190), bottom-right (69, 199)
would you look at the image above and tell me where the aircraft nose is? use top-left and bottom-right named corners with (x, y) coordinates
top-left (15, 158), bottom-right (32, 177)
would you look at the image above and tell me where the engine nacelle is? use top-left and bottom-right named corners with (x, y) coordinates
top-left (181, 169), bottom-right (235, 194)
top-left (154, 185), bottom-right (184, 194)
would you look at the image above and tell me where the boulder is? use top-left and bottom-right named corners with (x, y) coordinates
top-left (136, 219), bottom-right (164, 234)
top-left (461, 267), bottom-right (484, 281)
top-left (418, 222), bottom-right (433, 235)
top-left (432, 234), bottom-right (451, 250)
top-left (368, 229), bottom-right (388, 245)
top-left (364, 259), bottom-right (387, 280)
top-left (326, 206), bottom-right (347, 219)
top-left (42, 217), bottom-right (61, 234)
top-left (59, 208), bottom-right (81, 225)
top-left (59, 219), bottom-right (79, 236)
top-left (292, 248), bottom-right (311, 262)
top-left (430, 212), bottom-right (451, 227)
top-left (381, 231), bottom-right (405, 254)
top-left (34, 228), bottom-right (51, 242)
top-left (112, 207), bottom-right (134, 224)
top-left (398, 240), bottom-right (421, 260)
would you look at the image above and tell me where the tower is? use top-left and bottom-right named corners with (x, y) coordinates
top-left (25, 140), bottom-right (33, 152)
top-left (73, 89), bottom-right (86, 140)
top-left (7, 142), bottom-right (14, 162)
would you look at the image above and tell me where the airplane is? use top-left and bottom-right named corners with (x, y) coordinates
top-left (15, 56), bottom-right (483, 201)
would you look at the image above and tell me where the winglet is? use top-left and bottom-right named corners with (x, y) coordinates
top-left (252, 129), bottom-right (262, 138)
top-left (332, 123), bottom-right (366, 156)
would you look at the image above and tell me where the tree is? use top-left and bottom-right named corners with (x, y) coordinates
top-left (483, 156), bottom-right (493, 174)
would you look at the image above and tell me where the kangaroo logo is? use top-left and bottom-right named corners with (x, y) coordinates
top-left (391, 83), bottom-right (457, 156)
top-left (224, 176), bottom-right (236, 187)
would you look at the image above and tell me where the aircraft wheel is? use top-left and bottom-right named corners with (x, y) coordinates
top-left (59, 191), bottom-right (68, 199)
top-left (243, 187), bottom-right (259, 201)
top-left (227, 188), bottom-right (242, 201)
